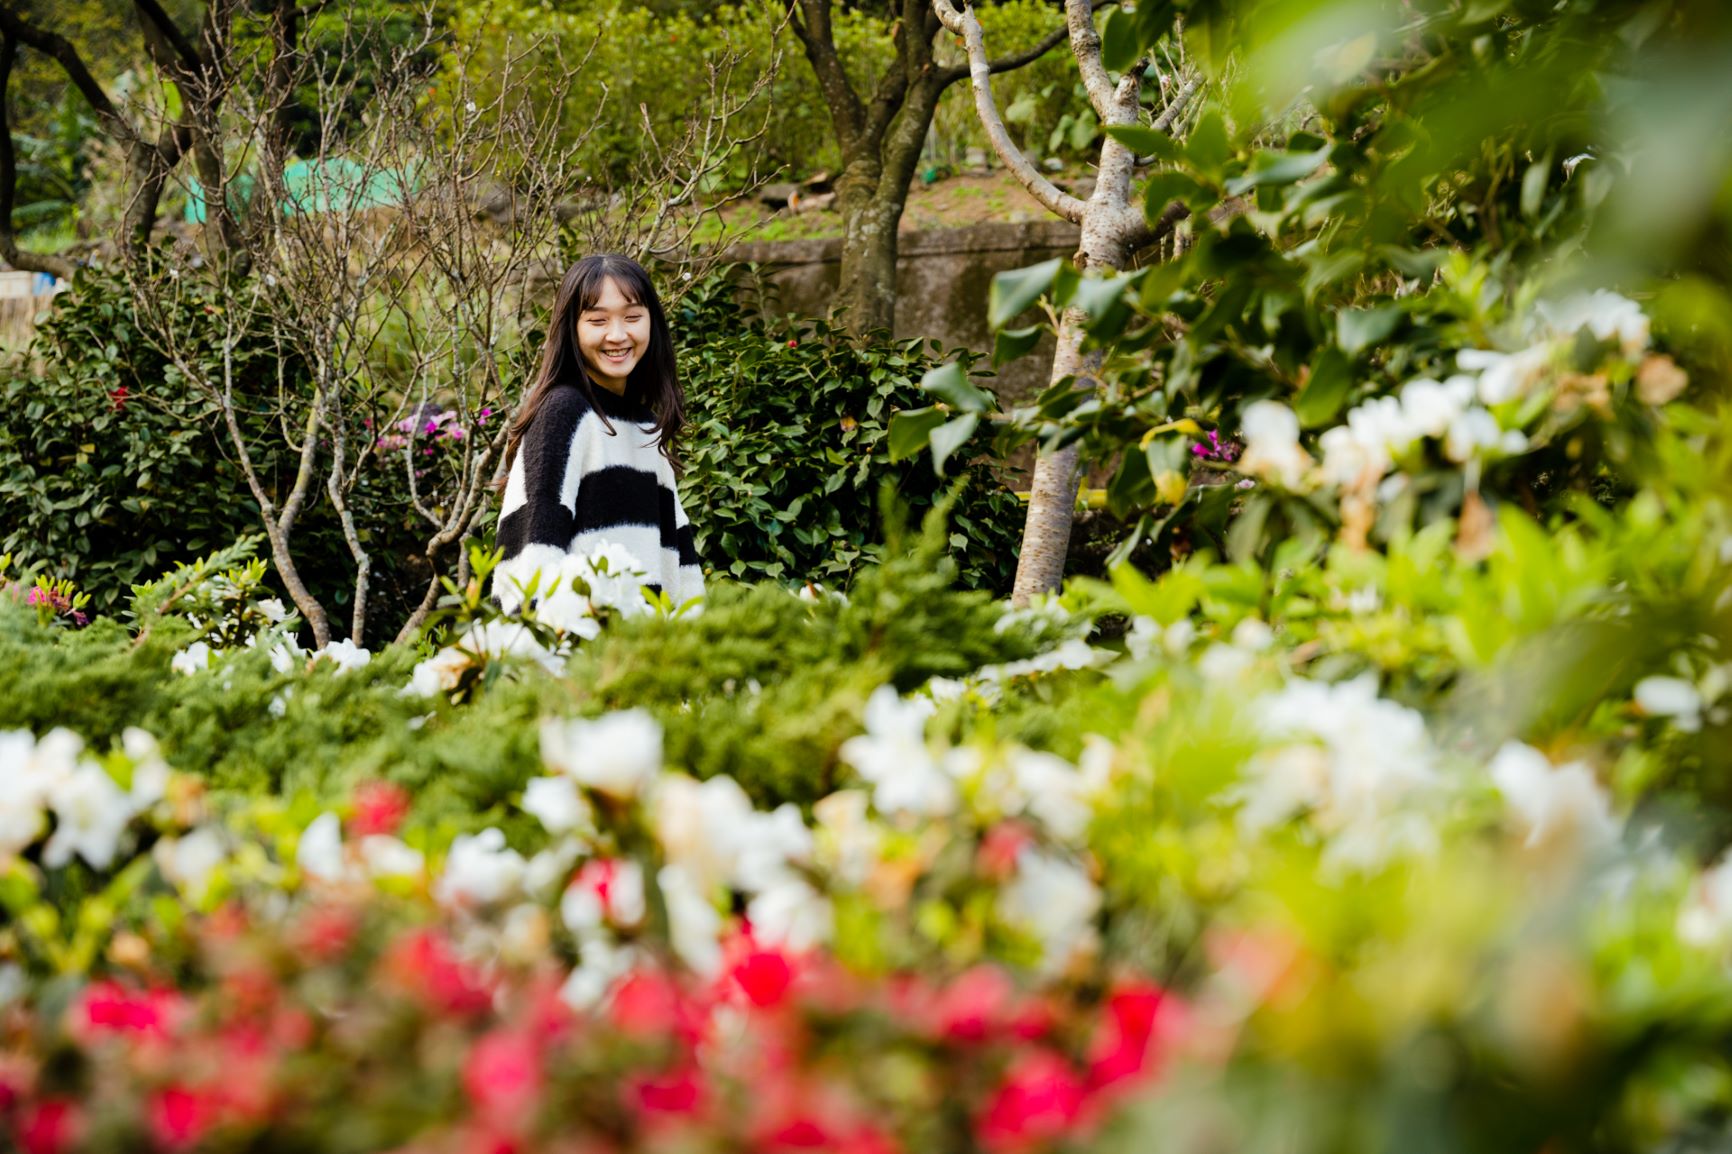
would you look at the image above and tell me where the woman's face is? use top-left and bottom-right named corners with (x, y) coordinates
top-left (576, 276), bottom-right (651, 393)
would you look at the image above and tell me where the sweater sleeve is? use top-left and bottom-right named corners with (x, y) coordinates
top-left (492, 389), bottom-right (588, 612)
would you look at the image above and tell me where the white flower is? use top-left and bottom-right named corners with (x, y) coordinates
top-left (840, 687), bottom-right (954, 819)
top-left (525, 837), bottom-right (583, 899)
top-left (153, 827), bottom-right (225, 898)
top-left (403, 646), bottom-right (475, 697)
top-left (256, 598), bottom-right (289, 624)
top-left (1536, 290), bottom-right (1650, 357)
top-left (1006, 748), bottom-right (1094, 843)
top-left (0, 729), bottom-right (78, 858)
top-left (560, 937), bottom-right (638, 1009)
top-left (540, 710), bottom-right (663, 799)
top-left (436, 828), bottom-right (526, 907)
top-left (561, 858), bottom-right (646, 934)
top-left (296, 812), bottom-right (351, 882)
top-left (748, 875), bottom-right (833, 952)
top-left (736, 803), bottom-right (815, 893)
top-left (997, 846), bottom-right (1100, 975)
top-left (121, 727), bottom-right (170, 811)
top-left (171, 641), bottom-right (212, 676)
top-left (1238, 400), bottom-right (1310, 489)
top-left (314, 638), bottom-right (372, 675)
top-left (658, 863), bottom-right (724, 975)
top-left (1240, 675), bottom-right (1439, 870)
top-left (360, 834), bottom-right (425, 878)
top-left (522, 775), bottom-right (594, 835)
top-left (1634, 676), bottom-right (1703, 732)
top-left (1458, 345), bottom-right (1551, 406)
top-left (654, 773), bottom-right (755, 892)
top-left (42, 761), bottom-right (134, 871)
top-left (812, 790), bottom-right (881, 886)
top-left (1488, 742), bottom-right (1618, 852)
top-left (1680, 853), bottom-right (1732, 949)
top-left (1398, 375), bottom-right (1475, 439)
top-left (0, 963), bottom-right (23, 1009)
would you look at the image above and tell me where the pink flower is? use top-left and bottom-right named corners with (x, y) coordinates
top-left (934, 966), bottom-right (1014, 1042)
top-left (74, 980), bottom-right (179, 1040)
top-left (609, 970), bottom-right (706, 1045)
top-left (1087, 982), bottom-right (1169, 1090)
top-left (463, 1031), bottom-right (542, 1122)
top-left (729, 943), bottom-right (796, 1009)
top-left (17, 1099), bottom-right (78, 1154)
top-left (975, 1052), bottom-right (1087, 1153)
top-left (976, 821), bottom-right (1035, 882)
top-left (382, 929), bottom-right (494, 1016)
top-left (150, 1086), bottom-right (216, 1150)
top-left (629, 1065), bottom-right (705, 1118)
top-left (351, 781), bottom-right (411, 836)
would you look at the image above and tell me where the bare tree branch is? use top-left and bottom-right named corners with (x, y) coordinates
top-left (0, 28), bottom-right (73, 277)
top-left (933, 0), bottom-right (1085, 223)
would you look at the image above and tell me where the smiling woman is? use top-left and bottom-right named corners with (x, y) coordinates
top-left (494, 255), bottom-right (704, 609)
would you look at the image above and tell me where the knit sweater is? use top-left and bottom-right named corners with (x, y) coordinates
top-left (493, 382), bottom-right (703, 610)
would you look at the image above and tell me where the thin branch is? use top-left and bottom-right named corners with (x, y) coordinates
top-left (0, 29), bottom-right (73, 277)
top-left (935, 21), bottom-right (1068, 88)
top-left (933, 0), bottom-right (1085, 223)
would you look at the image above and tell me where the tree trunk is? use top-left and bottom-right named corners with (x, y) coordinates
top-left (833, 161), bottom-right (899, 333)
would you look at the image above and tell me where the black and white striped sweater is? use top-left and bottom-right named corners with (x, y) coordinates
top-left (493, 383), bottom-right (703, 609)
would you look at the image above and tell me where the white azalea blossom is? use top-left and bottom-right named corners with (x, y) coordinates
top-left (170, 641), bottom-right (212, 676)
top-left (748, 874), bottom-right (833, 952)
top-left (1680, 852), bottom-right (1732, 949)
top-left (1489, 742), bottom-right (1619, 852)
top-left (1238, 400), bottom-right (1311, 488)
top-left (1005, 748), bottom-right (1095, 843)
top-left (1535, 290), bottom-right (1650, 357)
top-left (561, 858), bottom-right (646, 934)
top-left (522, 775), bottom-right (594, 836)
top-left (313, 639), bottom-right (372, 675)
top-left (1458, 345), bottom-right (1551, 406)
top-left (42, 761), bottom-right (135, 870)
top-left (0, 729), bottom-right (79, 858)
top-left (540, 710), bottom-right (663, 800)
top-left (812, 790), bottom-right (881, 886)
top-left (655, 773), bottom-right (756, 892)
top-left (524, 837), bottom-right (584, 900)
top-left (360, 834), bottom-right (425, 878)
top-left (1634, 676), bottom-right (1704, 733)
top-left (256, 597), bottom-right (289, 623)
top-left (840, 686), bottom-right (954, 818)
top-left (1239, 675), bottom-right (1440, 870)
top-left (436, 828), bottom-right (526, 907)
top-left (296, 812), bottom-right (351, 882)
top-left (153, 828), bottom-right (226, 899)
top-left (658, 863), bottom-right (724, 975)
top-left (560, 937), bottom-right (638, 1009)
top-left (998, 846), bottom-right (1100, 975)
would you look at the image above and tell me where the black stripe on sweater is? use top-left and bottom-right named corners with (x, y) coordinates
top-left (574, 465), bottom-right (666, 533)
top-left (497, 388), bottom-right (585, 555)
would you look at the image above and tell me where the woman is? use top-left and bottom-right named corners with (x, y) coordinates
top-left (493, 254), bottom-right (703, 610)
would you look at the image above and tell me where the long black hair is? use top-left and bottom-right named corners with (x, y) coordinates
top-left (503, 254), bottom-right (685, 476)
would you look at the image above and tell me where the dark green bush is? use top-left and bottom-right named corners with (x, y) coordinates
top-left (675, 271), bottom-right (1024, 593)
top-left (0, 517), bottom-right (1058, 817)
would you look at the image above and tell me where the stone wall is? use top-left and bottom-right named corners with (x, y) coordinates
top-left (724, 220), bottom-right (1080, 405)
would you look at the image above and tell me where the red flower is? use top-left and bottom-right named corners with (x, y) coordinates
top-left (463, 1030), bottom-right (542, 1122)
top-left (74, 980), bottom-right (179, 1040)
top-left (787, 339), bottom-right (799, 348)
top-left (629, 1065), bottom-right (705, 1117)
top-left (381, 928), bottom-right (494, 1016)
top-left (292, 903), bottom-right (360, 963)
top-left (351, 780), bottom-right (412, 836)
top-left (729, 942), bottom-right (797, 1009)
top-left (1087, 982), bottom-right (1168, 1090)
top-left (17, 1099), bottom-right (79, 1154)
top-left (109, 385), bottom-right (128, 411)
top-left (609, 970), bottom-right (706, 1044)
top-left (935, 965), bottom-right (1013, 1042)
top-left (150, 1086), bottom-right (216, 1150)
top-left (975, 1052), bottom-right (1087, 1153)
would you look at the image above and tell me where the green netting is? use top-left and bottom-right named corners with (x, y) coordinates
top-left (185, 158), bottom-right (416, 222)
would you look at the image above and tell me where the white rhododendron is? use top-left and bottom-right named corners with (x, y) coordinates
top-left (296, 812), bottom-right (351, 883)
top-left (153, 828), bottom-right (226, 899)
top-left (522, 775), bottom-right (593, 836)
top-left (360, 834), bottom-right (425, 879)
top-left (1535, 289), bottom-right (1650, 356)
top-left (170, 641), bottom-right (212, 676)
top-left (436, 827), bottom-right (527, 907)
top-left (839, 686), bottom-right (954, 818)
top-left (313, 639), bottom-right (372, 675)
top-left (541, 710), bottom-right (663, 800)
top-left (997, 845), bottom-right (1101, 975)
top-left (1634, 676), bottom-right (1704, 732)
top-left (658, 863), bottom-right (724, 975)
top-left (1488, 742), bottom-right (1619, 852)
top-left (1238, 400), bottom-right (1310, 488)
top-left (1239, 675), bottom-right (1439, 869)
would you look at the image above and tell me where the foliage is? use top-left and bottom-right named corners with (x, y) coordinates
top-left (0, 266), bottom-right (434, 624)
top-left (674, 270), bottom-right (1024, 592)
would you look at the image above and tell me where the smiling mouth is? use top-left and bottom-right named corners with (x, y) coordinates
top-left (600, 347), bottom-right (634, 362)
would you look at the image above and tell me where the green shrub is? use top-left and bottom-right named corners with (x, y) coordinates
top-left (675, 271), bottom-right (1024, 592)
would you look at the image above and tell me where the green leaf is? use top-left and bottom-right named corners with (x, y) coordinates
top-left (930, 414), bottom-right (980, 476)
top-left (993, 325), bottom-right (1044, 368)
top-left (988, 258), bottom-right (1063, 329)
top-left (1295, 347), bottom-right (1352, 428)
top-left (1521, 148), bottom-right (1554, 220)
top-left (887, 407), bottom-right (948, 462)
top-left (1141, 170), bottom-right (1209, 222)
top-left (1224, 146), bottom-right (1329, 196)
top-left (1104, 124), bottom-right (1182, 163)
top-left (1186, 108), bottom-right (1232, 177)
top-left (1336, 305), bottom-right (1403, 356)
top-left (920, 362), bottom-right (995, 414)
top-left (1100, 6), bottom-right (1142, 73)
